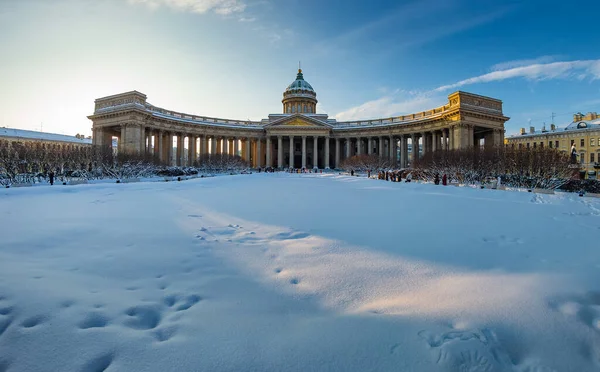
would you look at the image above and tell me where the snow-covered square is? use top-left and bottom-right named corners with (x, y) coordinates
top-left (1, 173), bottom-right (600, 371)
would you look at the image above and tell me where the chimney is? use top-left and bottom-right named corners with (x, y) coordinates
top-left (530, 126), bottom-right (535, 134)
top-left (574, 112), bottom-right (583, 122)
top-left (551, 124), bottom-right (556, 131)
top-left (520, 128), bottom-right (526, 135)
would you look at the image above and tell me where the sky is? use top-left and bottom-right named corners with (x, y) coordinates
top-left (0, 0), bottom-right (599, 137)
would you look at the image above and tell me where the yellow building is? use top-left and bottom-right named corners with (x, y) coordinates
top-left (505, 112), bottom-right (600, 179)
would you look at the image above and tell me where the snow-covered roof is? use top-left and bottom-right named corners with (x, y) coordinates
top-left (0, 128), bottom-right (92, 145)
top-left (508, 119), bottom-right (600, 138)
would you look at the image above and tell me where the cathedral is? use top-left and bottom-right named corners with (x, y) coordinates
top-left (89, 69), bottom-right (509, 168)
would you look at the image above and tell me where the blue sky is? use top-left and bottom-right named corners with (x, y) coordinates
top-left (0, 0), bottom-right (599, 136)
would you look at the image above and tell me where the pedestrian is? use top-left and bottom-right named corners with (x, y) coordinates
top-left (434, 173), bottom-right (440, 185)
top-left (442, 174), bottom-right (447, 186)
top-left (48, 170), bottom-right (55, 186)
top-left (367, 170), bottom-right (371, 178)
top-left (351, 170), bottom-right (355, 176)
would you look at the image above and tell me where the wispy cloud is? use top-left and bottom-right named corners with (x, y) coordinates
top-left (335, 58), bottom-right (600, 121)
top-left (334, 91), bottom-right (437, 121)
top-left (434, 59), bottom-right (600, 92)
top-left (129, 0), bottom-right (246, 15)
top-left (490, 55), bottom-right (560, 71)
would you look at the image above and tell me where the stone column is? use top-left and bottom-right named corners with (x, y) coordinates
top-left (335, 138), bottom-right (340, 168)
top-left (145, 132), bottom-right (150, 154)
top-left (301, 136), bottom-right (307, 169)
top-left (265, 137), bottom-right (270, 165)
top-left (188, 136), bottom-right (194, 166)
top-left (167, 133), bottom-right (175, 165)
top-left (245, 138), bottom-right (251, 162)
top-left (389, 136), bottom-right (396, 164)
top-left (398, 136), bottom-right (404, 168)
top-left (232, 138), bottom-right (238, 157)
top-left (411, 134), bottom-right (418, 163)
top-left (357, 138), bottom-right (363, 155)
top-left (176, 134), bottom-right (183, 166)
top-left (313, 136), bottom-right (319, 169)
top-left (432, 131), bottom-right (438, 152)
top-left (278, 136), bottom-right (283, 168)
top-left (368, 137), bottom-right (373, 155)
top-left (289, 135), bottom-right (294, 168)
top-left (325, 137), bottom-right (330, 169)
top-left (448, 127), bottom-right (454, 150)
top-left (256, 139), bottom-right (262, 167)
top-left (379, 136), bottom-right (384, 158)
top-left (200, 136), bottom-right (207, 158)
top-left (119, 125), bottom-right (126, 153)
top-left (156, 131), bottom-right (163, 161)
top-left (346, 138), bottom-right (351, 158)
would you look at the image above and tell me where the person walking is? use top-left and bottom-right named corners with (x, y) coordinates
top-left (442, 174), bottom-right (447, 186)
top-left (48, 170), bottom-right (55, 186)
top-left (434, 173), bottom-right (440, 185)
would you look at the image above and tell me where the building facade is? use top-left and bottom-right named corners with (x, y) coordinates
top-left (505, 112), bottom-right (600, 179)
top-left (0, 127), bottom-right (92, 150)
top-left (88, 69), bottom-right (509, 169)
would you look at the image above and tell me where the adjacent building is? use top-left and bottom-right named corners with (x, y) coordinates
top-left (88, 69), bottom-right (509, 169)
top-left (0, 127), bottom-right (92, 149)
top-left (505, 112), bottom-right (600, 179)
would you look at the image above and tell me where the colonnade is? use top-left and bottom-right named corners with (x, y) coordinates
top-left (106, 124), bottom-right (504, 169)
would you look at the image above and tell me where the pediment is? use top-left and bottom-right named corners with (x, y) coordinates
top-left (266, 114), bottom-right (332, 129)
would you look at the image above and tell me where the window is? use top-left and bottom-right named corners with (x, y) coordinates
top-left (592, 139), bottom-right (596, 147)
top-left (533, 143), bottom-right (537, 148)
top-left (555, 140), bottom-right (559, 148)
top-left (581, 139), bottom-right (585, 147)
top-left (549, 141), bottom-right (553, 148)
top-left (591, 153), bottom-right (595, 163)
top-left (518, 143), bottom-right (522, 149)
top-left (526, 143), bottom-right (530, 148)
top-left (540, 142), bottom-right (544, 148)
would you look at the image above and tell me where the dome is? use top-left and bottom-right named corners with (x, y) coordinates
top-left (285, 70), bottom-right (315, 94)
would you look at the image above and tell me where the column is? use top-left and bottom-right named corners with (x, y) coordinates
top-left (145, 132), bottom-right (151, 154)
top-left (441, 130), bottom-right (446, 151)
top-left (256, 139), bottom-right (262, 167)
top-left (389, 136), bottom-right (396, 164)
top-left (201, 136), bottom-right (207, 158)
top-left (411, 134), bottom-right (418, 163)
top-left (398, 136), bottom-right (404, 168)
top-left (139, 126), bottom-right (146, 154)
top-left (265, 137), bottom-right (271, 166)
top-left (420, 132), bottom-right (427, 156)
top-left (379, 136), bottom-right (384, 158)
top-left (278, 136), bottom-right (283, 168)
top-left (120, 125), bottom-right (126, 153)
top-left (289, 136), bottom-right (294, 168)
top-left (156, 131), bottom-right (163, 161)
top-left (346, 138), bottom-right (351, 158)
top-left (368, 137), bottom-right (373, 155)
top-left (432, 131), bottom-right (438, 152)
top-left (313, 136), bottom-right (319, 169)
top-left (301, 136), bottom-right (307, 169)
top-left (245, 138), bottom-right (251, 163)
top-left (449, 127), bottom-right (454, 150)
top-left (335, 138), bottom-right (340, 168)
top-left (168, 133), bottom-right (175, 165)
top-left (325, 137), bottom-right (330, 169)
top-left (187, 136), bottom-right (194, 166)
top-left (176, 134), bottom-right (183, 166)
top-left (216, 138), bottom-right (222, 155)
top-left (357, 138), bottom-right (363, 155)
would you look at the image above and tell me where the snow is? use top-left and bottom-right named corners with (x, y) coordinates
top-left (1, 173), bottom-right (600, 371)
top-left (0, 128), bottom-right (92, 145)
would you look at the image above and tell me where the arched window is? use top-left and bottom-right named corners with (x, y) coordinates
top-left (292, 105), bottom-right (296, 113)
top-left (303, 104), bottom-right (307, 113)
top-left (297, 103), bottom-right (301, 113)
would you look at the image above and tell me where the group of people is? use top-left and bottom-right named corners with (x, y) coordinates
top-left (375, 170), bottom-right (407, 182)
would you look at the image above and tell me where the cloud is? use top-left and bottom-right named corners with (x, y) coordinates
top-left (129, 0), bottom-right (246, 15)
top-left (434, 59), bottom-right (600, 92)
top-left (238, 16), bottom-right (255, 22)
top-left (334, 92), bottom-right (437, 121)
top-left (490, 55), bottom-right (559, 71)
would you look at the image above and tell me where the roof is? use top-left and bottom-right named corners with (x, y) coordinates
top-left (0, 128), bottom-right (92, 145)
top-left (507, 118), bottom-right (600, 139)
top-left (284, 69), bottom-right (316, 94)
